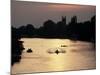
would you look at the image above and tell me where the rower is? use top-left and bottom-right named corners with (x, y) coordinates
top-left (55, 49), bottom-right (59, 54)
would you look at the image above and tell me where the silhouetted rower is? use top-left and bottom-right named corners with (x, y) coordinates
top-left (55, 50), bottom-right (59, 54)
top-left (27, 48), bottom-right (32, 53)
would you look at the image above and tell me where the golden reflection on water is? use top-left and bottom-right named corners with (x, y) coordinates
top-left (11, 38), bottom-right (96, 74)
top-left (47, 54), bottom-right (66, 71)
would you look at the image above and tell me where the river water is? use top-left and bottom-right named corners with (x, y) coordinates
top-left (11, 38), bottom-right (96, 74)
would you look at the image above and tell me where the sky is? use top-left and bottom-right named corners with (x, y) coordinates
top-left (11, 0), bottom-right (96, 28)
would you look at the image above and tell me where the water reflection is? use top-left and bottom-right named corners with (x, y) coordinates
top-left (11, 38), bottom-right (96, 74)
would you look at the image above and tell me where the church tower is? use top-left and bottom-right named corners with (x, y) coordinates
top-left (62, 16), bottom-right (66, 25)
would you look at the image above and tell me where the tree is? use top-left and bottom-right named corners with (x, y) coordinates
top-left (25, 24), bottom-right (35, 37)
top-left (42, 20), bottom-right (56, 36)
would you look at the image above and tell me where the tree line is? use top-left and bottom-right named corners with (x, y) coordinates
top-left (12, 15), bottom-right (96, 42)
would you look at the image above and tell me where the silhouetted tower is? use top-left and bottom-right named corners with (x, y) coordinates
top-left (62, 16), bottom-right (66, 25)
top-left (70, 16), bottom-right (77, 24)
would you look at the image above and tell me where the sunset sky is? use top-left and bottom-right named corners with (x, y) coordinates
top-left (11, 1), bottom-right (96, 28)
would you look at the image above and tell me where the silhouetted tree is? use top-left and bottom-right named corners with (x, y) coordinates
top-left (11, 27), bottom-right (24, 65)
top-left (25, 24), bottom-right (35, 37)
top-left (42, 20), bottom-right (56, 37)
top-left (56, 21), bottom-right (67, 37)
top-left (90, 16), bottom-right (96, 42)
top-left (18, 26), bottom-right (26, 37)
top-left (18, 24), bottom-right (35, 37)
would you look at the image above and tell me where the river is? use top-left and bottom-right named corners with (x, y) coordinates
top-left (11, 38), bottom-right (96, 74)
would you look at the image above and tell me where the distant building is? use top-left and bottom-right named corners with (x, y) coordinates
top-left (57, 16), bottom-right (66, 25)
top-left (69, 16), bottom-right (77, 24)
top-left (62, 16), bottom-right (66, 25)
